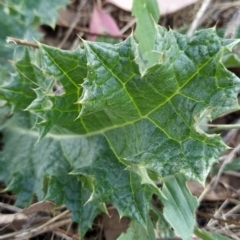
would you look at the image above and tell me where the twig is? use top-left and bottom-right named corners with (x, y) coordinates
top-left (0, 218), bottom-right (72, 240)
top-left (222, 119), bottom-right (240, 144)
top-left (6, 28), bottom-right (127, 51)
top-left (198, 175), bottom-right (216, 202)
top-left (6, 37), bottom-right (39, 48)
top-left (0, 209), bottom-right (70, 240)
top-left (57, 22), bottom-right (128, 39)
top-left (224, 7), bottom-right (240, 39)
top-left (207, 203), bottom-right (240, 228)
top-left (120, 18), bottom-right (136, 34)
top-left (215, 1), bottom-right (240, 9)
top-left (207, 192), bottom-right (240, 227)
top-left (0, 202), bottom-right (22, 213)
top-left (187, 0), bottom-right (212, 36)
top-left (213, 144), bottom-right (240, 190)
top-left (224, 170), bottom-right (240, 178)
top-left (222, 203), bottom-right (240, 218)
top-left (52, 229), bottom-right (74, 240)
top-left (197, 211), bottom-right (240, 226)
top-left (39, 209), bottom-right (70, 229)
top-left (207, 199), bottom-right (230, 227)
top-left (58, 0), bottom-right (87, 48)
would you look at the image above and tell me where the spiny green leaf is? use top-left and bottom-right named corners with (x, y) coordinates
top-left (0, 3), bottom-right (41, 62)
top-left (0, 3), bottom-right (41, 100)
top-left (0, 50), bottom-right (42, 110)
top-left (45, 175), bottom-right (103, 238)
top-left (4, 25), bottom-right (240, 183)
top-left (1, 25), bottom-right (240, 237)
top-left (0, 112), bottom-right (152, 226)
top-left (3, 0), bottom-right (69, 28)
top-left (24, 46), bottom-right (88, 138)
top-left (0, 0), bottom-right (68, 102)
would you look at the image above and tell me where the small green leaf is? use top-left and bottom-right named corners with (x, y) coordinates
top-left (132, 0), bottom-right (160, 68)
top-left (194, 227), bottom-right (232, 240)
top-left (160, 173), bottom-right (198, 240)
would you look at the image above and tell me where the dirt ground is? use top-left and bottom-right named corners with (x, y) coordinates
top-left (1, 0), bottom-right (240, 239)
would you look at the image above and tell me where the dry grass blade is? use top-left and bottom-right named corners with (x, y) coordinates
top-left (187, 0), bottom-right (212, 36)
top-left (58, 0), bottom-right (88, 48)
top-left (198, 176), bottom-right (217, 202)
top-left (53, 229), bottom-right (75, 240)
top-left (0, 213), bottom-right (28, 226)
top-left (0, 202), bottom-right (22, 213)
top-left (224, 7), bottom-right (240, 38)
top-left (197, 211), bottom-right (240, 226)
top-left (22, 201), bottom-right (55, 216)
top-left (39, 209), bottom-right (70, 229)
top-left (0, 199), bottom-right (71, 240)
top-left (57, 22), bottom-right (128, 39)
top-left (0, 218), bottom-right (72, 240)
top-left (6, 37), bottom-right (39, 48)
top-left (215, 1), bottom-right (240, 9)
top-left (213, 144), bottom-right (240, 190)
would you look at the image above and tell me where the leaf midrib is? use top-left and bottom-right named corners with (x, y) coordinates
top-left (82, 45), bottom-right (216, 136)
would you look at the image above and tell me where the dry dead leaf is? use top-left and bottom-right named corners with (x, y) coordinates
top-left (57, 9), bottom-right (78, 26)
top-left (0, 201), bottom-right (54, 231)
top-left (22, 201), bottom-right (55, 216)
top-left (89, 5), bottom-right (121, 41)
top-left (106, 0), bottom-right (199, 15)
top-left (0, 213), bottom-right (28, 226)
